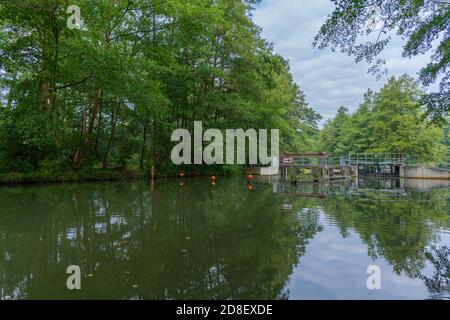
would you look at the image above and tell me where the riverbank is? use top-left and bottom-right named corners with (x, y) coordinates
top-left (0, 165), bottom-right (242, 185)
top-left (0, 169), bottom-right (144, 185)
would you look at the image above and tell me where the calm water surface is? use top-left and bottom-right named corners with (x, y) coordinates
top-left (0, 177), bottom-right (449, 300)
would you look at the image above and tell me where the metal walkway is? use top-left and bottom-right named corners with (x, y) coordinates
top-left (346, 153), bottom-right (406, 166)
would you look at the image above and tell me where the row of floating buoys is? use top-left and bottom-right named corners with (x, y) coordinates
top-left (179, 172), bottom-right (219, 187)
top-left (247, 174), bottom-right (254, 190)
top-left (179, 172), bottom-right (185, 187)
top-left (178, 173), bottom-right (256, 190)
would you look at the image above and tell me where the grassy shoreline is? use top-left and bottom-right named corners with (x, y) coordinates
top-left (0, 165), bottom-right (242, 185)
top-left (0, 169), bottom-right (144, 185)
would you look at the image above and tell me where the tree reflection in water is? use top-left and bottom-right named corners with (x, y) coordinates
top-left (418, 246), bottom-right (450, 299)
top-left (0, 178), bottom-right (321, 300)
top-left (285, 180), bottom-right (449, 299)
top-left (0, 178), bottom-right (448, 300)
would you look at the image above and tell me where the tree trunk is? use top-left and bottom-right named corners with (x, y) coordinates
top-left (140, 118), bottom-right (148, 169)
top-left (102, 104), bottom-right (120, 169)
top-left (73, 89), bottom-right (102, 168)
top-left (93, 107), bottom-right (103, 156)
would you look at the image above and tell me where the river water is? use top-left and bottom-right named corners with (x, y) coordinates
top-left (0, 177), bottom-right (449, 300)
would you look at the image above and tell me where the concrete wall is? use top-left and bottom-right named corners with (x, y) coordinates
top-left (400, 165), bottom-right (450, 180)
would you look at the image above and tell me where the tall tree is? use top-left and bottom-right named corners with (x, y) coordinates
top-left (314, 0), bottom-right (450, 122)
top-left (0, 0), bottom-right (319, 174)
top-left (320, 75), bottom-right (447, 163)
top-left (319, 106), bottom-right (350, 154)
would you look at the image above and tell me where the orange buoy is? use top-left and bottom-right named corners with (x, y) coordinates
top-left (179, 172), bottom-right (185, 177)
top-left (247, 183), bottom-right (254, 190)
top-left (247, 175), bottom-right (254, 180)
top-left (211, 175), bottom-right (217, 181)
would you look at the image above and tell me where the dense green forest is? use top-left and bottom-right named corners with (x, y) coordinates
top-left (0, 1), bottom-right (448, 182)
top-left (0, 0), bottom-right (320, 180)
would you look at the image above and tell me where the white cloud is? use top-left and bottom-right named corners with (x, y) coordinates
top-left (253, 0), bottom-right (437, 125)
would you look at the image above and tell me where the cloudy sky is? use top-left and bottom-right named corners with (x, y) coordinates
top-left (253, 0), bottom-right (435, 124)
